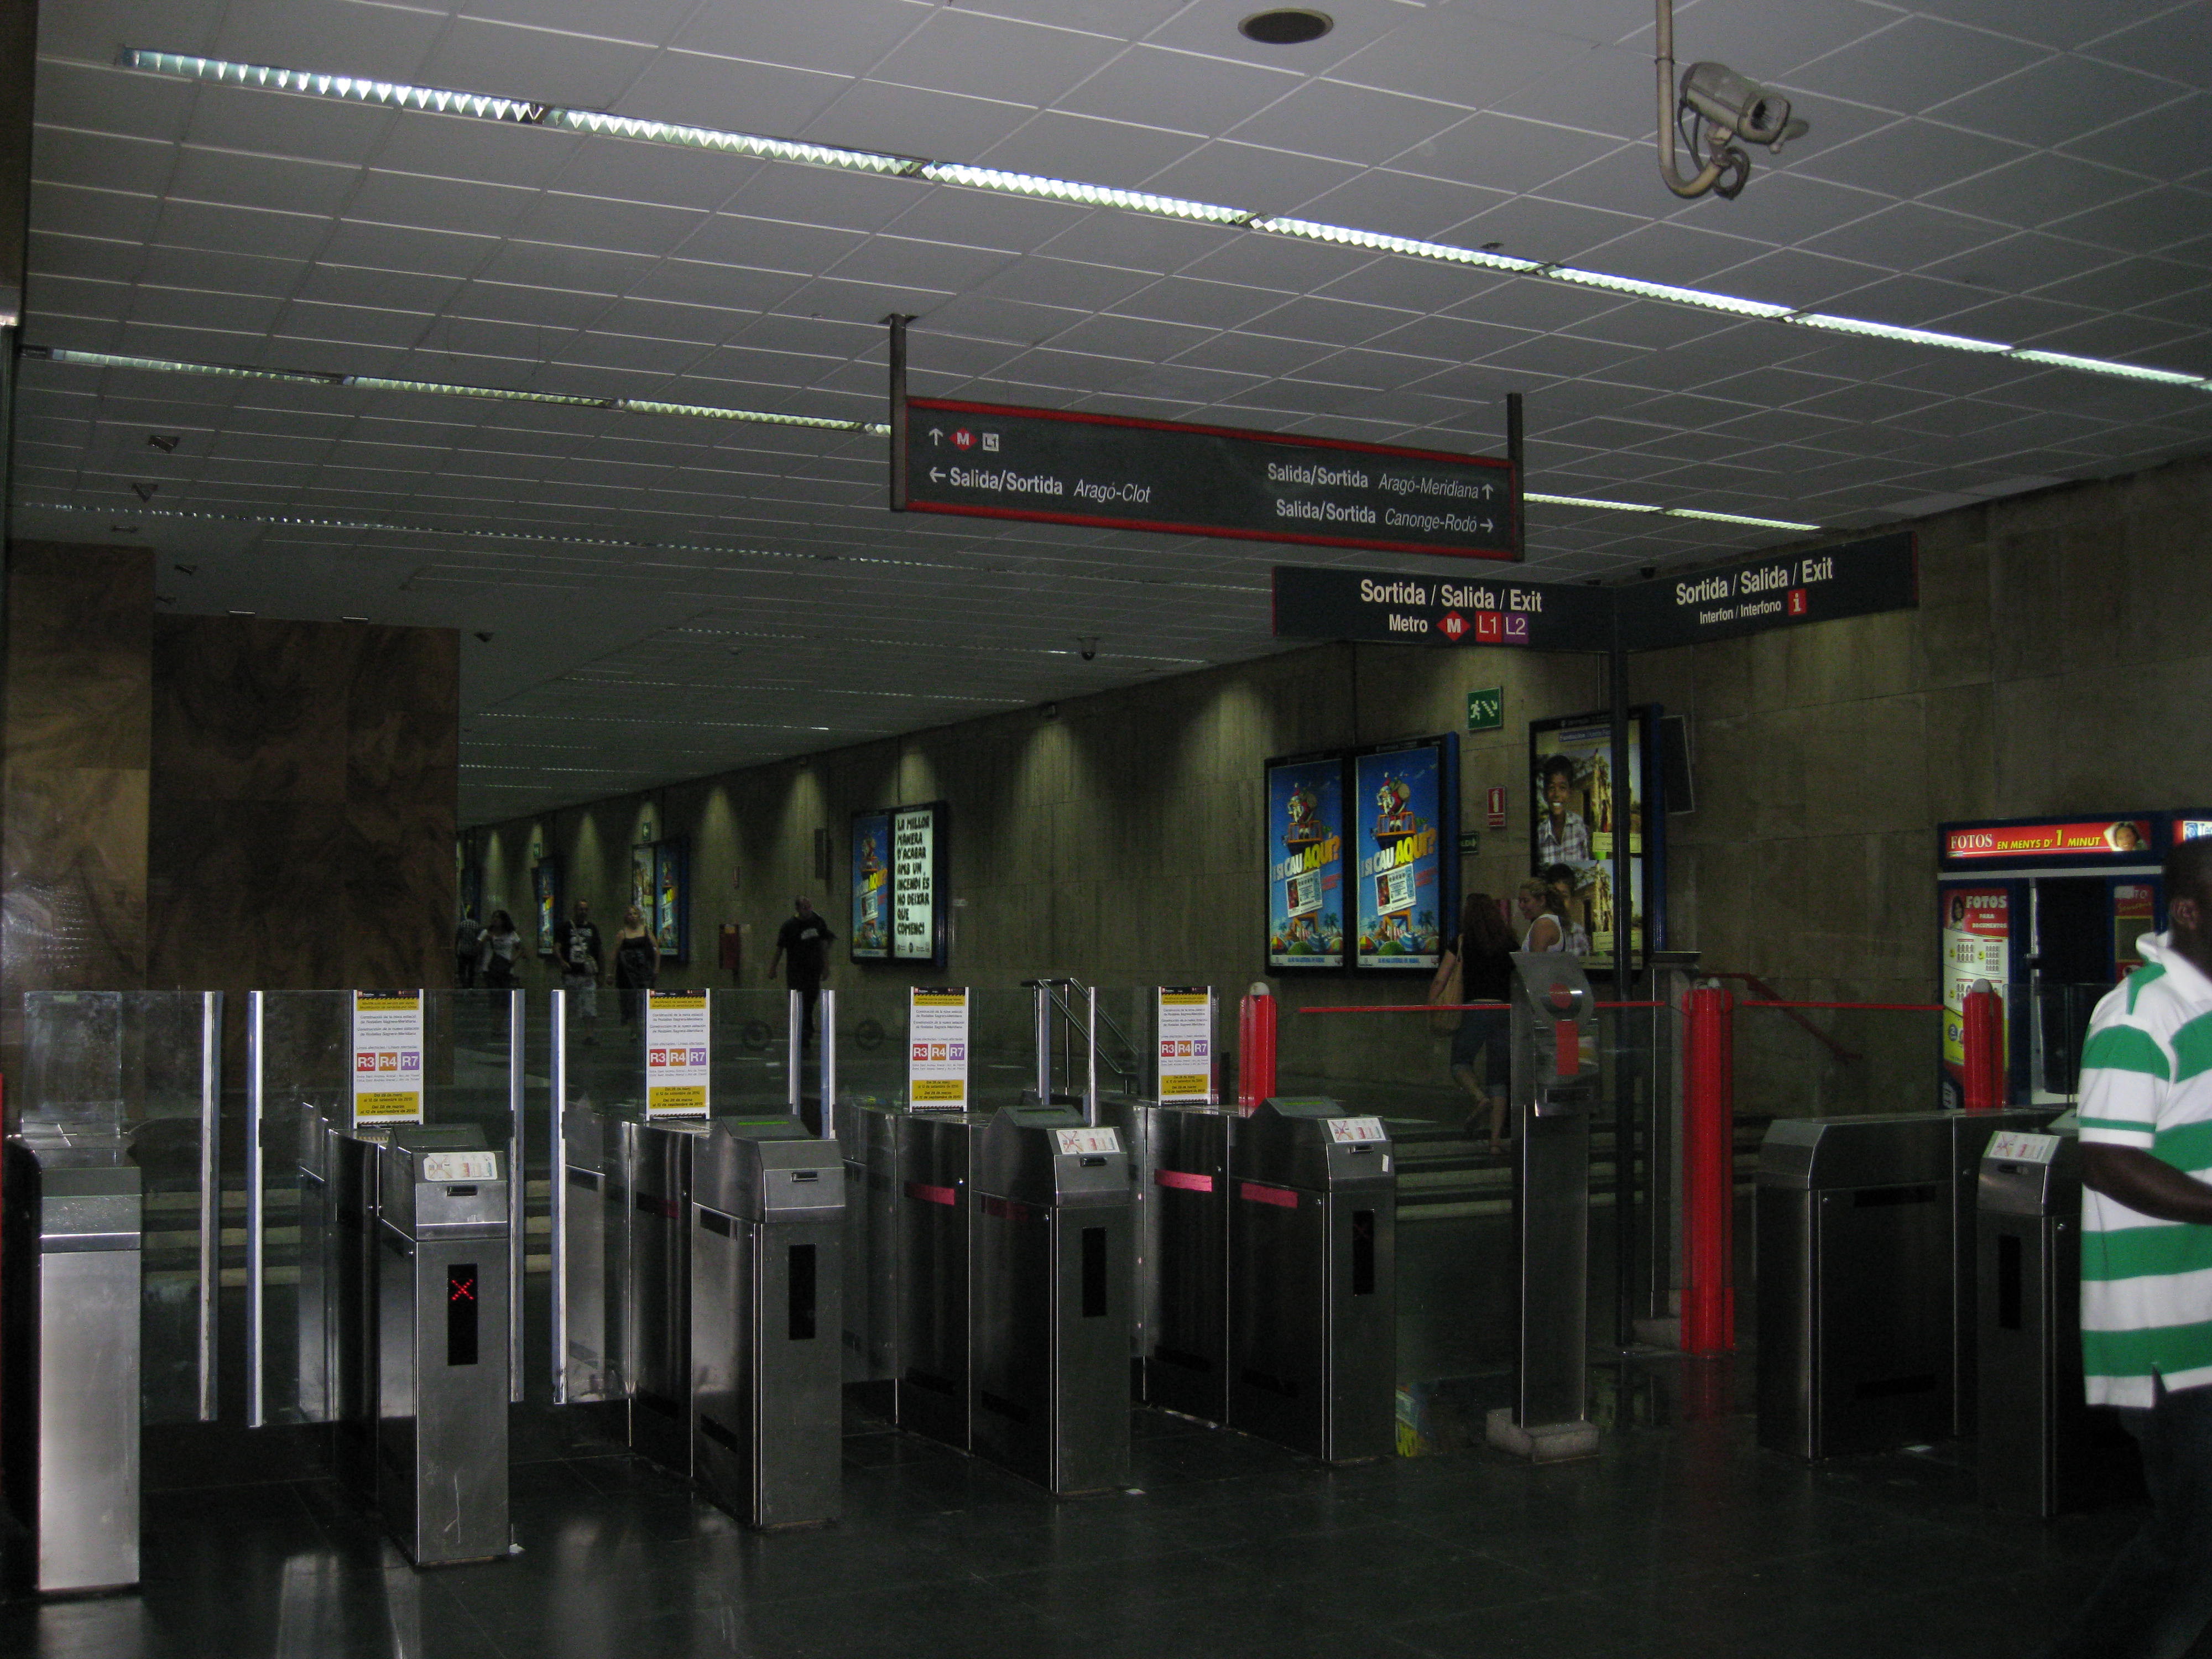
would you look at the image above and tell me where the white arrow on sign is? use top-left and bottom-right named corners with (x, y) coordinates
top-left (927, 426), bottom-right (944, 446)
top-left (929, 467), bottom-right (944, 483)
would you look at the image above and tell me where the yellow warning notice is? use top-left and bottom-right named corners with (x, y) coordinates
top-left (912, 1078), bottom-right (966, 1102)
top-left (1159, 1072), bottom-right (1208, 1097)
top-left (648, 1084), bottom-right (707, 1116)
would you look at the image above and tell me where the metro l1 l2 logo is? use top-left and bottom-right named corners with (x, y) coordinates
top-left (1475, 612), bottom-right (1503, 643)
top-left (1438, 611), bottom-right (1468, 640)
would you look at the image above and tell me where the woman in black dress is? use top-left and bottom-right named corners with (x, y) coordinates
top-left (1444, 892), bottom-right (1516, 1154)
top-left (614, 904), bottom-right (660, 1025)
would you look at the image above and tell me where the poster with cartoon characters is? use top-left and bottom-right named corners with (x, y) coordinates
top-left (1266, 755), bottom-right (1347, 969)
top-left (851, 810), bottom-right (892, 961)
top-left (1353, 738), bottom-right (1455, 972)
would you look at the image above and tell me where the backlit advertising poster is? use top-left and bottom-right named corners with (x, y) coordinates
top-left (851, 810), bottom-right (892, 961)
top-left (1266, 755), bottom-right (1346, 969)
top-left (352, 991), bottom-right (424, 1127)
top-left (1156, 988), bottom-right (1214, 1103)
top-left (1528, 710), bottom-right (1659, 969)
top-left (533, 858), bottom-right (559, 957)
top-left (907, 988), bottom-right (969, 1110)
top-left (653, 839), bottom-right (686, 961)
top-left (892, 803), bottom-right (946, 964)
top-left (644, 990), bottom-right (710, 1119)
top-left (1942, 819), bottom-right (2153, 860)
top-left (1941, 888), bottom-right (2010, 1085)
top-left (1353, 738), bottom-right (1455, 972)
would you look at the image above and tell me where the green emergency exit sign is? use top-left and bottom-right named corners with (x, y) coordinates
top-left (1467, 687), bottom-right (1503, 732)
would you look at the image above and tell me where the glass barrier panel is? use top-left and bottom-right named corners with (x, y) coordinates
top-left (19, 990), bottom-right (221, 1426)
top-left (1725, 985), bottom-right (1944, 1122)
top-left (830, 980), bottom-right (909, 1113)
top-left (710, 989), bottom-right (794, 1121)
top-left (968, 989), bottom-right (1037, 1115)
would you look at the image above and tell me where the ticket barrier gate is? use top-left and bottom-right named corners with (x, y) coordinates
top-left (970, 1105), bottom-right (1133, 1494)
top-left (559, 1108), bottom-right (625, 1410)
top-left (839, 1104), bottom-right (902, 1393)
top-left (2, 1134), bottom-right (142, 1593)
top-left (1976, 1125), bottom-right (2133, 1516)
top-left (692, 1120), bottom-right (845, 1528)
top-left (626, 1120), bottom-right (707, 1478)
top-left (1227, 1099), bottom-right (1395, 1464)
top-left (377, 1138), bottom-right (510, 1566)
top-left (895, 1112), bottom-right (976, 1451)
top-left (1129, 1103), bottom-right (1235, 1425)
top-left (1756, 1108), bottom-right (2053, 1460)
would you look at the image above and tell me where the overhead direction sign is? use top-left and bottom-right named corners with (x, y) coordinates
top-left (1272, 565), bottom-right (1613, 650)
top-left (896, 397), bottom-right (1516, 559)
top-left (1273, 531), bottom-right (1917, 655)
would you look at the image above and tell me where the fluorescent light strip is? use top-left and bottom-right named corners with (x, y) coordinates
top-left (1525, 491), bottom-right (1816, 531)
top-left (28, 347), bottom-right (891, 434)
top-left (119, 46), bottom-right (2212, 394)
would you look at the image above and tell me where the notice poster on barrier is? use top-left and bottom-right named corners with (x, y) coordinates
top-left (1157, 988), bottom-right (1214, 1103)
top-left (909, 988), bottom-right (969, 1110)
top-left (645, 990), bottom-right (710, 1119)
top-left (352, 991), bottom-right (424, 1126)
top-left (1940, 888), bottom-right (2010, 1084)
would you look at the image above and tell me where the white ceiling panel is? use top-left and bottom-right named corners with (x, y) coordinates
top-left (18, 0), bottom-right (2212, 819)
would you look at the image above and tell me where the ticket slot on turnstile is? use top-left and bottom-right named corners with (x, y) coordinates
top-left (969, 1105), bottom-right (1133, 1495)
top-left (692, 1119), bottom-right (846, 1529)
top-left (1228, 1098), bottom-right (1395, 1465)
top-left (377, 1136), bottom-right (509, 1567)
top-left (2, 1137), bottom-right (143, 1594)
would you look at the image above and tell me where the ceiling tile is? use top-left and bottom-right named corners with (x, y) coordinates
top-left (1786, 17), bottom-right (2051, 117)
top-left (417, 17), bottom-right (659, 107)
top-left (1051, 44), bottom-right (1302, 135)
top-left (614, 50), bottom-right (854, 139)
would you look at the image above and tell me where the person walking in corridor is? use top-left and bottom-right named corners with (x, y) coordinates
top-left (769, 896), bottom-right (834, 1051)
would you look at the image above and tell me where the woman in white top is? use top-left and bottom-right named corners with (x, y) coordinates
top-left (1515, 877), bottom-right (1566, 953)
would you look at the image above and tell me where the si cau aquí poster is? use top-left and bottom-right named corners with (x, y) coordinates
top-left (1353, 742), bottom-right (1451, 971)
top-left (851, 811), bottom-right (891, 962)
top-left (1266, 756), bottom-right (1345, 969)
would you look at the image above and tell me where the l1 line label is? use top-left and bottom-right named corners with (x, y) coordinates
top-left (898, 397), bottom-right (1515, 559)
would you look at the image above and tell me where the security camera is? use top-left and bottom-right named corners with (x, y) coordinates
top-left (1654, 2), bottom-right (1808, 202)
top-left (475, 631), bottom-right (494, 643)
top-left (1680, 63), bottom-right (1805, 152)
top-left (1077, 636), bottom-right (1099, 661)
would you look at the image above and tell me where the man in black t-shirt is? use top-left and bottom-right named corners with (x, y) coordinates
top-left (769, 896), bottom-right (835, 1048)
top-left (559, 899), bottom-right (604, 1031)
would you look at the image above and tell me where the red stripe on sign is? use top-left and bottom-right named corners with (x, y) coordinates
top-left (1239, 1181), bottom-right (1300, 1209)
top-left (905, 1181), bottom-right (958, 1207)
top-left (1156, 1169), bottom-right (1215, 1194)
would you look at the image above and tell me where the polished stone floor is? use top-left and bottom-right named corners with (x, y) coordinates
top-left (1, 1364), bottom-right (2141, 1659)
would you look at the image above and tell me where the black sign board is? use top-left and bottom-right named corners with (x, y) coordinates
top-left (1611, 531), bottom-right (1917, 651)
top-left (1273, 531), bottom-right (1917, 656)
top-left (1272, 565), bottom-right (1614, 651)
top-left (898, 397), bottom-right (1516, 559)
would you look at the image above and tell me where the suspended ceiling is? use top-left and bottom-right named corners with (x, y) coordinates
top-left (12, 0), bottom-right (2212, 821)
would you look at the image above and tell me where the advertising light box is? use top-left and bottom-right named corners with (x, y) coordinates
top-left (1351, 736), bottom-right (1457, 973)
top-left (1265, 754), bottom-right (1347, 971)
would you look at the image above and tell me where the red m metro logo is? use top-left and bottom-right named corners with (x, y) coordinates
top-left (1438, 611), bottom-right (1468, 640)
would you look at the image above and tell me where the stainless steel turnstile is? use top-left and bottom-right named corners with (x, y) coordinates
top-left (377, 1140), bottom-right (510, 1566)
top-left (560, 1107), bottom-right (625, 1407)
top-left (1138, 1104), bottom-right (1235, 1425)
top-left (627, 1119), bottom-right (707, 1476)
top-left (692, 1120), bottom-right (846, 1528)
top-left (1978, 1124), bottom-right (2131, 1515)
top-left (1757, 1108), bottom-right (2054, 1460)
top-left (895, 1112), bottom-right (975, 1451)
top-left (970, 1105), bottom-right (1133, 1494)
top-left (330, 1120), bottom-right (389, 1502)
top-left (2, 1136), bottom-right (142, 1593)
top-left (1228, 1098), bottom-right (1395, 1464)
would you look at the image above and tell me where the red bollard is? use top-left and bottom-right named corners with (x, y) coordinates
top-left (1681, 986), bottom-right (1736, 1356)
top-left (1237, 987), bottom-right (1277, 1114)
top-left (1962, 983), bottom-right (2005, 1112)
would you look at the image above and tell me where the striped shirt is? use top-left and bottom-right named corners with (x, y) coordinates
top-left (2079, 932), bottom-right (2212, 1407)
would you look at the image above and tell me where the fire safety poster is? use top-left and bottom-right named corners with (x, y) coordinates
top-left (645, 990), bottom-right (710, 1119)
top-left (352, 991), bottom-right (424, 1126)
top-left (1266, 756), bottom-right (1345, 969)
top-left (1156, 988), bottom-right (1214, 1103)
top-left (908, 988), bottom-right (969, 1110)
top-left (1941, 889), bottom-right (2010, 1076)
top-left (1353, 741), bottom-right (1451, 971)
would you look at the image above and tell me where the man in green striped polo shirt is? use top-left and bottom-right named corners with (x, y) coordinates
top-left (2048, 836), bottom-right (2212, 1659)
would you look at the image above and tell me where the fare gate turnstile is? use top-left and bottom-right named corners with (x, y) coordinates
top-left (329, 1120), bottom-right (390, 1502)
top-left (2, 1136), bottom-right (142, 1594)
top-left (692, 1120), bottom-right (846, 1528)
top-left (1756, 1108), bottom-right (2053, 1460)
top-left (970, 1106), bottom-right (1133, 1494)
top-left (840, 1104), bottom-right (902, 1390)
top-left (896, 1112), bottom-right (976, 1451)
top-left (560, 1108), bottom-right (626, 1407)
top-left (1227, 1099), bottom-right (1396, 1464)
top-left (1136, 1104), bottom-right (1235, 1425)
top-left (377, 1140), bottom-right (510, 1566)
top-left (627, 1119), bottom-right (707, 1476)
top-left (1977, 1125), bottom-right (2133, 1516)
